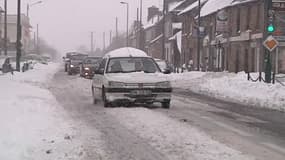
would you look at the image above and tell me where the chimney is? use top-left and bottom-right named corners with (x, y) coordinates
top-left (147, 6), bottom-right (159, 21)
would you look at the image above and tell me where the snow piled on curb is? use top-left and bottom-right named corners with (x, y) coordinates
top-left (170, 72), bottom-right (285, 112)
top-left (0, 63), bottom-right (87, 160)
top-left (108, 108), bottom-right (255, 160)
top-left (4, 63), bottom-right (60, 85)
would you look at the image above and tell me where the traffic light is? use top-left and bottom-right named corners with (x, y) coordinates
top-left (267, 24), bottom-right (275, 33)
top-left (267, 9), bottom-right (275, 33)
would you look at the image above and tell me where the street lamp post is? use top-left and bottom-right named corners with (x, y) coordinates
top-left (0, 7), bottom-right (4, 55)
top-left (139, 0), bottom-right (142, 50)
top-left (197, 0), bottom-right (201, 71)
top-left (120, 1), bottom-right (129, 47)
top-left (27, 1), bottom-right (42, 17)
top-left (4, 0), bottom-right (7, 56)
top-left (16, 0), bottom-right (21, 71)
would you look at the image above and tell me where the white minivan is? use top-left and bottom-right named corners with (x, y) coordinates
top-left (91, 47), bottom-right (172, 108)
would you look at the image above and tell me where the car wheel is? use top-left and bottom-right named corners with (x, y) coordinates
top-left (102, 88), bottom-right (110, 108)
top-left (68, 71), bottom-right (72, 75)
top-left (92, 87), bottom-right (97, 104)
top-left (162, 100), bottom-right (170, 109)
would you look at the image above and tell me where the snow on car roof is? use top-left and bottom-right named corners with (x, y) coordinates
top-left (104, 47), bottom-right (149, 58)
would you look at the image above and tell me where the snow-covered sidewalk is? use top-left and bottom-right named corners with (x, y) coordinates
top-left (169, 72), bottom-right (285, 112)
top-left (0, 63), bottom-right (87, 160)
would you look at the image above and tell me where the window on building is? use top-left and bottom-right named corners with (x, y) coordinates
top-left (246, 6), bottom-right (251, 30)
top-left (190, 22), bottom-right (193, 35)
top-left (236, 8), bottom-right (241, 33)
top-left (256, 4), bottom-right (260, 30)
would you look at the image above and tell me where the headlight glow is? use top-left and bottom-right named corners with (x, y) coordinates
top-left (108, 81), bottom-right (125, 87)
top-left (70, 64), bottom-right (74, 67)
top-left (156, 81), bottom-right (171, 88)
top-left (84, 67), bottom-right (90, 70)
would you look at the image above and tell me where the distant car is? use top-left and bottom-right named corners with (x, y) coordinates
top-left (92, 47), bottom-right (172, 108)
top-left (155, 59), bottom-right (172, 74)
top-left (80, 56), bottom-right (102, 79)
top-left (63, 52), bottom-right (78, 72)
top-left (67, 53), bottom-right (88, 75)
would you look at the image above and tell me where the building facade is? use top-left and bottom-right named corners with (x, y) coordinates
top-left (0, 14), bottom-right (32, 56)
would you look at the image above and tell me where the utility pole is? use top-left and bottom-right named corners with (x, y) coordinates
top-left (126, 4), bottom-right (129, 47)
top-left (37, 24), bottom-right (40, 54)
top-left (116, 17), bottom-right (118, 40)
top-left (91, 32), bottom-right (94, 54)
top-left (109, 30), bottom-right (112, 46)
top-left (120, 2), bottom-right (129, 47)
top-left (197, 0), bottom-right (201, 71)
top-left (4, 0), bottom-right (7, 56)
top-left (33, 32), bottom-right (36, 51)
top-left (162, 0), bottom-right (166, 60)
top-left (139, 0), bottom-right (143, 50)
top-left (103, 32), bottom-right (106, 50)
top-left (27, 4), bottom-right (29, 17)
top-left (137, 7), bottom-right (139, 48)
top-left (264, 0), bottom-right (272, 83)
top-left (16, 0), bottom-right (21, 71)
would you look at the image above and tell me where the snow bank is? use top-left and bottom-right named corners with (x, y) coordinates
top-left (108, 108), bottom-right (254, 160)
top-left (0, 63), bottom-right (60, 86)
top-left (169, 71), bottom-right (207, 86)
top-left (0, 63), bottom-right (88, 160)
top-left (171, 72), bottom-right (285, 112)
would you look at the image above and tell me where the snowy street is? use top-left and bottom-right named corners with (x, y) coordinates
top-left (1, 63), bottom-right (285, 160)
top-left (46, 67), bottom-right (285, 160)
top-left (2, 0), bottom-right (285, 159)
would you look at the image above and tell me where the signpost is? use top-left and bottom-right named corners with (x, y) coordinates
top-left (216, 10), bottom-right (228, 33)
top-left (263, 35), bottom-right (279, 52)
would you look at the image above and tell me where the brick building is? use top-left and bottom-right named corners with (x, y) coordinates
top-left (179, 0), bottom-right (285, 73)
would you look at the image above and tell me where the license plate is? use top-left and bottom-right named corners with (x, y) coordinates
top-left (131, 90), bottom-right (152, 95)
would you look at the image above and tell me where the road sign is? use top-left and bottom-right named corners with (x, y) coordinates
top-left (263, 35), bottom-right (279, 52)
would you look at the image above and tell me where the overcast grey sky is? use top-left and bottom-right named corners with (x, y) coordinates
top-left (4, 0), bottom-right (162, 53)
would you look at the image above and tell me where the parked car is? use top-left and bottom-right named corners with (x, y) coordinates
top-left (91, 47), bottom-right (172, 108)
top-left (24, 54), bottom-right (48, 65)
top-left (67, 53), bottom-right (88, 75)
top-left (154, 59), bottom-right (172, 74)
top-left (80, 56), bottom-right (102, 79)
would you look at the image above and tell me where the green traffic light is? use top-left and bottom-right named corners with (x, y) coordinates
top-left (267, 24), bottom-right (275, 32)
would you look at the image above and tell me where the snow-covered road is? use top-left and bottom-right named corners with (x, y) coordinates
top-left (2, 64), bottom-right (285, 160)
top-left (47, 69), bottom-right (285, 160)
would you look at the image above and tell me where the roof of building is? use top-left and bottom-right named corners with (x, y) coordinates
top-left (200, 0), bottom-right (256, 17)
top-left (143, 14), bottom-right (163, 30)
top-left (179, 0), bottom-right (256, 17)
top-left (104, 47), bottom-right (149, 58)
top-left (179, 0), bottom-right (208, 15)
top-left (168, 0), bottom-right (186, 12)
